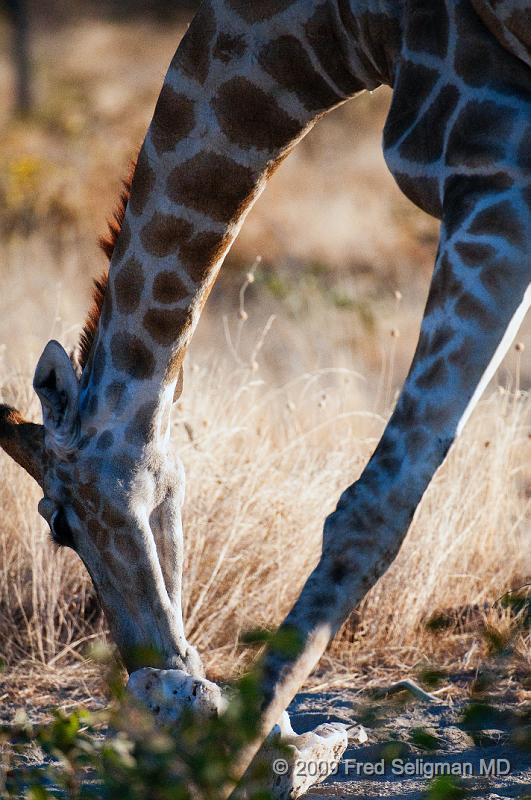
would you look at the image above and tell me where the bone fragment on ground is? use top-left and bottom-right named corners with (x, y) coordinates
top-left (255, 713), bottom-right (348, 800)
top-left (127, 669), bottom-right (349, 799)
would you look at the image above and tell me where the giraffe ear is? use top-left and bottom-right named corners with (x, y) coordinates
top-left (33, 340), bottom-right (80, 446)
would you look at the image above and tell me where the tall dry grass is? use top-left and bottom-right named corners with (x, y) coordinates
top-left (1, 304), bottom-right (529, 678)
top-left (182, 341), bottom-right (531, 677)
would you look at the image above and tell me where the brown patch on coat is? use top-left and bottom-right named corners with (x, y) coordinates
top-left (71, 497), bottom-right (88, 521)
top-left (125, 400), bottom-right (158, 445)
top-left (455, 292), bottom-right (494, 327)
top-left (114, 531), bottom-right (143, 561)
top-left (153, 271), bottom-right (189, 304)
top-left (424, 253), bottom-right (463, 316)
top-left (468, 199), bottom-right (524, 247)
top-left (105, 381), bottom-right (127, 414)
top-left (130, 145), bottom-right (155, 216)
top-left (416, 357), bottom-right (448, 390)
top-left (455, 241), bottom-right (495, 267)
top-left (102, 504), bottom-right (126, 529)
top-left (141, 213), bottom-right (193, 257)
top-left (480, 259), bottom-right (514, 298)
top-left (305, 3), bottom-right (365, 95)
top-left (79, 483), bottom-right (101, 513)
top-left (213, 76), bottom-right (303, 151)
top-left (114, 257), bottom-right (146, 314)
top-left (88, 517), bottom-right (108, 549)
top-left (259, 35), bottom-right (343, 112)
top-left (179, 230), bottom-right (231, 283)
top-left (111, 332), bottom-right (156, 380)
top-left (449, 336), bottom-right (477, 368)
top-left (167, 151), bottom-right (256, 223)
top-left (151, 85), bottom-right (196, 154)
top-left (143, 307), bottom-right (191, 346)
top-left (96, 430), bottom-right (114, 451)
top-left (406, 0), bottom-right (449, 59)
top-left (172, 0), bottom-right (216, 84)
top-left (213, 32), bottom-right (246, 63)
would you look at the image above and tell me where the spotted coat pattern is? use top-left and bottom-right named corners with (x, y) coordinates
top-left (0, 0), bottom-right (529, 773)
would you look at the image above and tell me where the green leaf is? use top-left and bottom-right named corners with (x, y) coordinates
top-left (27, 786), bottom-right (50, 800)
top-left (425, 775), bottom-right (467, 800)
top-left (410, 727), bottom-right (441, 752)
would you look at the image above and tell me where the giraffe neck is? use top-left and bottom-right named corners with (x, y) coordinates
top-left (79, 0), bottom-right (404, 442)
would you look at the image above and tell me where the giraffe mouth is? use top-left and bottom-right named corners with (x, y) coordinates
top-left (127, 667), bottom-right (226, 724)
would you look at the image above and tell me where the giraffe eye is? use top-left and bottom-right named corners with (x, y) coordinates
top-left (50, 508), bottom-right (75, 549)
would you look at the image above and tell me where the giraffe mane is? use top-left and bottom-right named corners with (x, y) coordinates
top-left (77, 166), bottom-right (134, 371)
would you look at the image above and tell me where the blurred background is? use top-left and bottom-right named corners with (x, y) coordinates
top-left (0, 0), bottom-right (446, 379)
top-left (0, 2), bottom-right (529, 705)
top-left (2, 0), bottom-right (529, 381)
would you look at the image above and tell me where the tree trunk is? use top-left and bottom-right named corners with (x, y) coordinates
top-left (6, 0), bottom-right (31, 115)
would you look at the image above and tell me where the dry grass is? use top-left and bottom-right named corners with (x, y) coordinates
top-left (182, 347), bottom-right (531, 678)
top-left (0, 13), bottom-right (530, 712)
top-left (1, 315), bottom-right (529, 682)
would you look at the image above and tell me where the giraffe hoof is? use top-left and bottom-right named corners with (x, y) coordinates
top-left (127, 667), bottom-right (227, 725)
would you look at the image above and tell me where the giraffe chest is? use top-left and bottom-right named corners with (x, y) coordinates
top-left (382, 92), bottom-right (447, 221)
top-left (381, 0), bottom-right (531, 223)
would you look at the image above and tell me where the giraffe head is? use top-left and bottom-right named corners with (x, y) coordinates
top-left (0, 198), bottom-right (201, 676)
top-left (0, 333), bottom-right (201, 675)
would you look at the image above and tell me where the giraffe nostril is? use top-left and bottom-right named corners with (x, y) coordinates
top-left (49, 507), bottom-right (75, 549)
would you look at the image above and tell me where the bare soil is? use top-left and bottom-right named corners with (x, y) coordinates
top-left (290, 675), bottom-right (530, 799)
top-left (1, 667), bottom-right (529, 798)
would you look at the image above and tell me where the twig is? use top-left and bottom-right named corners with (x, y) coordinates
top-left (493, 582), bottom-right (531, 607)
top-left (371, 679), bottom-right (446, 704)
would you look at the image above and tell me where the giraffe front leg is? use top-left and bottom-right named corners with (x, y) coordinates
top-left (147, 459), bottom-right (205, 677)
top-left (229, 178), bottom-right (530, 792)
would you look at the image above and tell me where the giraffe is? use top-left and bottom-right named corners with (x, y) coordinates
top-left (0, 0), bottom-right (529, 790)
